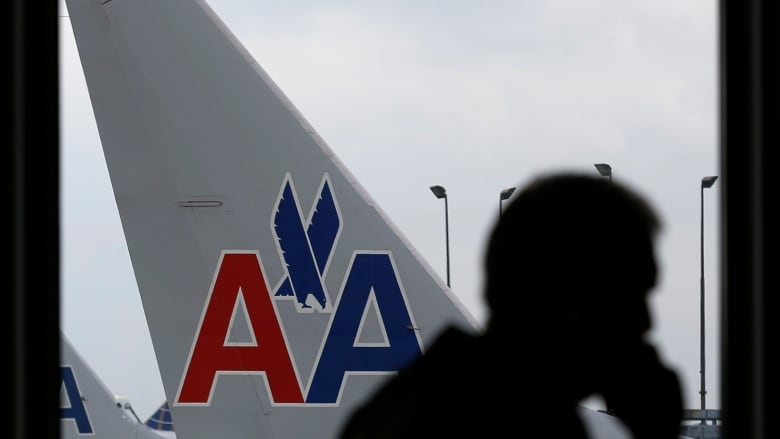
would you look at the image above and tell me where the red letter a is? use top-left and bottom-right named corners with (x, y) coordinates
top-left (177, 252), bottom-right (303, 404)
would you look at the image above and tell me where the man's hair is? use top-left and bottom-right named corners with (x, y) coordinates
top-left (483, 173), bottom-right (661, 321)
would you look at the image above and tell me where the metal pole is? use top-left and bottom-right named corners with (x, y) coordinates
top-left (699, 183), bottom-right (707, 423)
top-left (444, 195), bottom-right (450, 287)
top-left (429, 185), bottom-right (450, 288)
top-left (499, 187), bottom-right (516, 217)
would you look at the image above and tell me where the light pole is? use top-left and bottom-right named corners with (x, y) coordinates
top-left (430, 185), bottom-right (450, 287)
top-left (500, 187), bottom-right (516, 217)
top-left (699, 175), bottom-right (717, 423)
top-left (594, 163), bottom-right (612, 181)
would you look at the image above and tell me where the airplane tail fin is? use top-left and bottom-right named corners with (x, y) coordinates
top-left (144, 402), bottom-right (175, 432)
top-left (60, 332), bottom-right (173, 439)
top-left (64, 0), bottom-right (478, 437)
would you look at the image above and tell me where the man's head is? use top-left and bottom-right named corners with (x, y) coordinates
top-left (478, 172), bottom-right (681, 435)
top-left (483, 173), bottom-right (661, 344)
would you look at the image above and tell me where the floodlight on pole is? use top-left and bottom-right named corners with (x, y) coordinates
top-left (430, 185), bottom-right (450, 287)
top-left (499, 187), bottom-right (516, 216)
top-left (594, 163), bottom-right (612, 181)
top-left (699, 175), bottom-right (717, 423)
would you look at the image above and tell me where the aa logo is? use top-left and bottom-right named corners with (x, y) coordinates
top-left (176, 173), bottom-right (423, 406)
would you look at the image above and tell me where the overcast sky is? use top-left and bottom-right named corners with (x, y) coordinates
top-left (60, 0), bottom-right (720, 421)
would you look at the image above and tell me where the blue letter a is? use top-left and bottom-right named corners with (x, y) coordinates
top-left (60, 366), bottom-right (94, 434)
top-left (306, 252), bottom-right (422, 403)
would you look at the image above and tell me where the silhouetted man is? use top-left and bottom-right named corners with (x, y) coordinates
top-left (339, 173), bottom-right (683, 439)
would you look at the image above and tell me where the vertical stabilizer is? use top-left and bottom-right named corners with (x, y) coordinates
top-left (64, 0), bottom-right (477, 437)
top-left (145, 402), bottom-right (175, 431)
top-left (60, 332), bottom-right (174, 439)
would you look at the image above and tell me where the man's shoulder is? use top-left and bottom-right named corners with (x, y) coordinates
top-left (424, 325), bottom-right (480, 355)
top-left (385, 325), bottom-right (480, 382)
top-left (337, 325), bottom-right (483, 438)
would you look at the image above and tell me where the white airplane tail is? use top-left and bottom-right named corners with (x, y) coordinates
top-left (60, 332), bottom-right (174, 439)
top-left (64, 0), bottom-right (478, 437)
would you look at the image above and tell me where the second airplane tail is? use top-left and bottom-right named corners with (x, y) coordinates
top-left (60, 332), bottom-right (175, 439)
